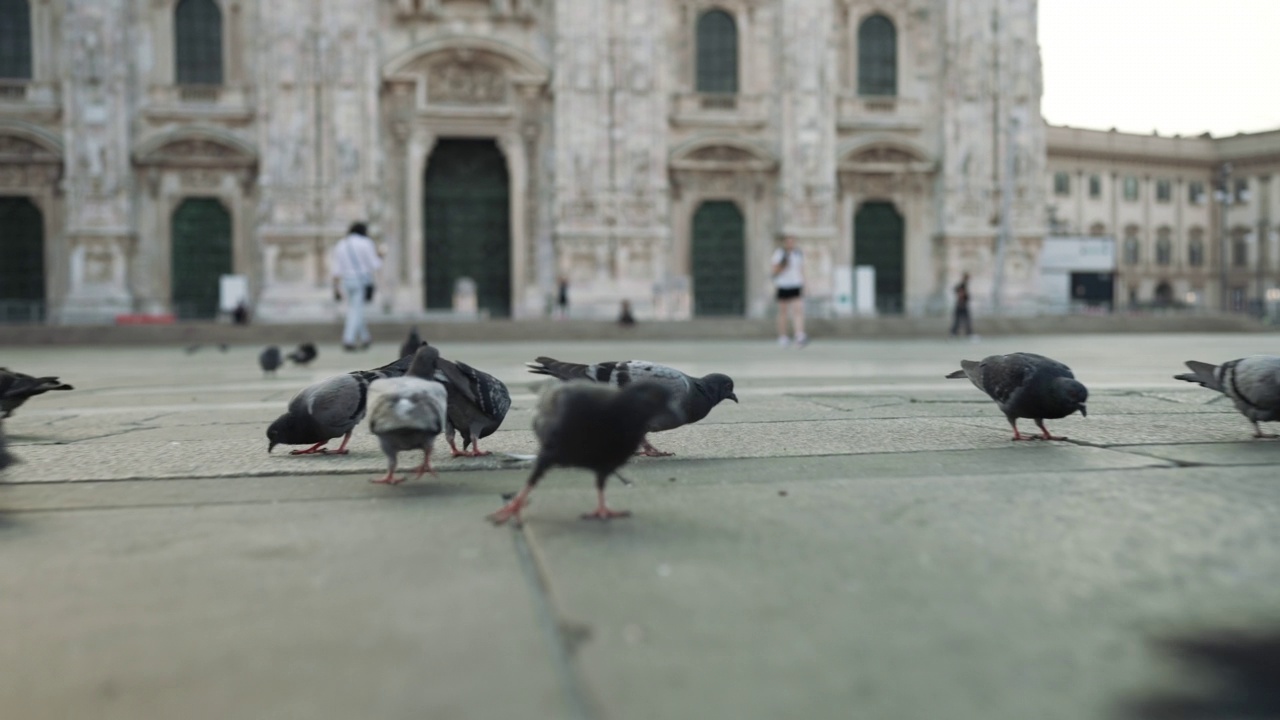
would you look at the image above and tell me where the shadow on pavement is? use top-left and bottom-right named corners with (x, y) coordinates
top-left (1121, 628), bottom-right (1280, 719)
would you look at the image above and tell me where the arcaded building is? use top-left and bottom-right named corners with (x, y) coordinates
top-left (2, 0), bottom-right (1049, 324)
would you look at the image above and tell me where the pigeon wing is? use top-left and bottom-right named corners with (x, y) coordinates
top-left (304, 374), bottom-right (368, 436)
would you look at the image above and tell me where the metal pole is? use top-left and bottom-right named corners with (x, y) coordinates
top-left (991, 113), bottom-right (1016, 315)
top-left (1218, 162), bottom-right (1232, 312)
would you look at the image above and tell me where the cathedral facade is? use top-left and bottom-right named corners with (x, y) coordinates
top-left (0, 0), bottom-right (1047, 324)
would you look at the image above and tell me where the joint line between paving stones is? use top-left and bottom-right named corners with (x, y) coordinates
top-left (508, 524), bottom-right (600, 720)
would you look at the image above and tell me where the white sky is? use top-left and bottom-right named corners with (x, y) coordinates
top-left (1039, 0), bottom-right (1280, 137)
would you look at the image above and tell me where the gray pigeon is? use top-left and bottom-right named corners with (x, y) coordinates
top-left (1174, 355), bottom-right (1280, 438)
top-left (259, 346), bottom-right (283, 376)
top-left (525, 357), bottom-right (737, 456)
top-left (1, 368), bottom-right (74, 419)
top-left (488, 380), bottom-right (678, 525)
top-left (400, 327), bottom-right (422, 361)
top-left (430, 351), bottom-right (511, 457)
top-left (367, 346), bottom-right (449, 484)
top-left (287, 342), bottom-right (318, 366)
top-left (266, 351), bottom-right (419, 455)
top-left (946, 352), bottom-right (1088, 440)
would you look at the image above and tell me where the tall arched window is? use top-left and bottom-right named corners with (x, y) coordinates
top-left (858, 14), bottom-right (896, 96)
top-left (0, 0), bottom-right (33, 80)
top-left (1187, 228), bottom-right (1205, 267)
top-left (175, 0), bottom-right (223, 85)
top-left (1123, 227), bottom-right (1140, 266)
top-left (1155, 227), bottom-right (1172, 265)
top-left (696, 9), bottom-right (738, 95)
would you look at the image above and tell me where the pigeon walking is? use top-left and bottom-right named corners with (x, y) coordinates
top-left (487, 381), bottom-right (677, 525)
top-left (946, 352), bottom-right (1088, 440)
top-left (266, 352), bottom-right (419, 455)
top-left (287, 342), bottom-right (318, 366)
top-left (1174, 355), bottom-right (1280, 438)
top-left (430, 353), bottom-right (511, 457)
top-left (525, 357), bottom-right (736, 456)
top-left (400, 327), bottom-right (422, 361)
top-left (367, 346), bottom-right (449, 484)
top-left (1, 368), bottom-right (74, 419)
top-left (259, 346), bottom-right (283, 376)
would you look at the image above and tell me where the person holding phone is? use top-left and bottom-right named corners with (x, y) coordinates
top-left (771, 235), bottom-right (807, 347)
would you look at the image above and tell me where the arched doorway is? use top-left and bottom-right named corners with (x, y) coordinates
top-left (171, 197), bottom-right (232, 319)
top-left (0, 196), bottom-right (45, 322)
top-left (1154, 281), bottom-right (1174, 306)
top-left (691, 200), bottom-right (746, 316)
top-left (423, 139), bottom-right (511, 317)
top-left (853, 201), bottom-right (905, 313)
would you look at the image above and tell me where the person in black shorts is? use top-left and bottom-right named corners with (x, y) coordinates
top-left (771, 235), bottom-right (807, 347)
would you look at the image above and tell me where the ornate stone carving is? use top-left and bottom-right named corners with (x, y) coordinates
top-left (427, 61), bottom-right (506, 105)
top-left (0, 136), bottom-right (57, 160)
top-left (688, 146), bottom-right (754, 164)
top-left (850, 146), bottom-right (920, 164)
top-left (180, 168), bottom-right (222, 188)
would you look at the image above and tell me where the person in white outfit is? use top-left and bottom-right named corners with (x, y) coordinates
top-left (771, 235), bottom-right (807, 347)
top-left (329, 222), bottom-right (383, 351)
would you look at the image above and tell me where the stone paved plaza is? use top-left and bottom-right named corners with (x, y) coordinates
top-left (2, 333), bottom-right (1279, 719)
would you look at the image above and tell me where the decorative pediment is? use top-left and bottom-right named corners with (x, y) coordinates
top-left (426, 59), bottom-right (507, 105)
top-left (848, 146), bottom-right (921, 164)
top-left (382, 37), bottom-right (551, 89)
top-left (133, 133), bottom-right (257, 168)
top-left (688, 145), bottom-right (755, 163)
top-left (670, 140), bottom-right (777, 172)
top-left (0, 135), bottom-right (61, 164)
top-left (838, 139), bottom-right (934, 173)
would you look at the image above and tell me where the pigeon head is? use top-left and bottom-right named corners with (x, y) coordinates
top-left (619, 382), bottom-right (680, 424)
top-left (407, 345), bottom-right (441, 380)
top-left (1053, 377), bottom-right (1089, 417)
top-left (266, 412), bottom-right (314, 453)
top-left (700, 373), bottom-right (738, 404)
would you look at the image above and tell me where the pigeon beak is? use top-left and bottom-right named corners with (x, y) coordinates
top-left (268, 441), bottom-right (277, 454)
top-left (728, 392), bottom-right (739, 403)
top-left (1079, 405), bottom-right (1087, 418)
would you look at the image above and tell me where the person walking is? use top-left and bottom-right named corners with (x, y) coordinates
top-left (330, 222), bottom-right (383, 352)
top-left (771, 235), bottom-right (807, 347)
top-left (555, 276), bottom-right (569, 319)
top-left (950, 272), bottom-right (973, 338)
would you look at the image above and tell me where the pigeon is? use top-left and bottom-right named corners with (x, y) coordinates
top-left (0, 368), bottom-right (74, 419)
top-left (266, 351), bottom-right (419, 455)
top-left (366, 346), bottom-right (449, 484)
top-left (430, 351), bottom-right (511, 457)
top-left (287, 342), bottom-right (318, 366)
top-left (525, 357), bottom-right (737, 456)
top-left (945, 352), bottom-right (1088, 440)
top-left (259, 346), bottom-right (283, 376)
top-left (487, 380), bottom-right (678, 525)
top-left (184, 344), bottom-right (202, 355)
top-left (1174, 355), bottom-right (1280, 438)
top-left (400, 327), bottom-right (422, 361)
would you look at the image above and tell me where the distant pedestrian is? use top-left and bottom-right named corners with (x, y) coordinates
top-left (951, 272), bottom-right (973, 338)
top-left (618, 299), bottom-right (636, 327)
top-left (330, 222), bottom-right (382, 352)
top-left (555, 276), bottom-right (569, 319)
top-left (771, 235), bottom-right (807, 347)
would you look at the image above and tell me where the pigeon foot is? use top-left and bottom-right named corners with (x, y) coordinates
top-left (636, 439), bottom-right (673, 457)
top-left (370, 474), bottom-right (406, 485)
top-left (289, 442), bottom-right (330, 455)
top-left (488, 488), bottom-right (532, 525)
top-left (580, 507), bottom-right (632, 521)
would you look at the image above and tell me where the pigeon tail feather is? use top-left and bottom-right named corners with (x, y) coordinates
top-left (527, 357), bottom-right (593, 381)
top-left (1174, 360), bottom-right (1223, 392)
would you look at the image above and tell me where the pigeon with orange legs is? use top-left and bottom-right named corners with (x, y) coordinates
top-left (946, 352), bottom-right (1088, 441)
top-left (430, 352), bottom-right (511, 458)
top-left (487, 380), bottom-right (678, 526)
top-left (367, 346), bottom-right (448, 484)
top-left (1175, 355), bottom-right (1280, 438)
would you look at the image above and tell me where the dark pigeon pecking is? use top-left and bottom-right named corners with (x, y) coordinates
top-left (487, 380), bottom-right (677, 525)
top-left (266, 351), bottom-right (419, 455)
top-left (367, 345), bottom-right (449, 484)
top-left (287, 342), bottom-right (318, 366)
top-left (525, 357), bottom-right (737, 456)
top-left (429, 351), bottom-right (512, 457)
top-left (1, 368), bottom-right (74, 420)
top-left (400, 327), bottom-right (423, 361)
top-left (1174, 355), bottom-right (1280, 438)
top-left (946, 352), bottom-right (1088, 441)
top-left (259, 346), bottom-right (283, 376)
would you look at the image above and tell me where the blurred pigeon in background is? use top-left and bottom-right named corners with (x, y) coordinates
top-left (287, 342), bottom-right (318, 366)
top-left (525, 357), bottom-right (736, 456)
top-left (266, 352), bottom-right (418, 455)
top-left (1175, 355), bottom-right (1280, 438)
top-left (400, 326), bottom-right (422, 361)
top-left (946, 352), bottom-right (1088, 441)
top-left (487, 380), bottom-right (677, 525)
top-left (367, 345), bottom-right (448, 484)
top-left (259, 346), bottom-right (282, 377)
top-left (0, 368), bottom-right (74, 419)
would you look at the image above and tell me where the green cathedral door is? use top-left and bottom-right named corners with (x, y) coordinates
top-left (171, 197), bottom-right (232, 319)
top-left (691, 201), bottom-right (746, 316)
top-left (423, 139), bottom-right (511, 317)
top-left (854, 201), bottom-right (905, 314)
top-left (0, 196), bottom-right (45, 322)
